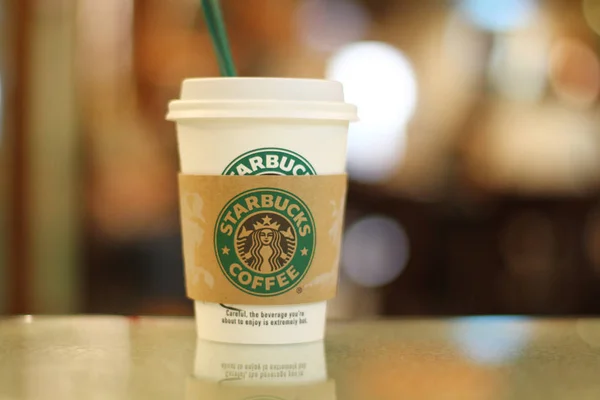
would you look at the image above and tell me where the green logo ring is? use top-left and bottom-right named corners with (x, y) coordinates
top-left (214, 187), bottom-right (316, 296)
top-left (223, 147), bottom-right (317, 176)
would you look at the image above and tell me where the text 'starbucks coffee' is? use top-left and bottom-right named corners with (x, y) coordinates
top-left (216, 188), bottom-right (315, 296)
top-left (167, 78), bottom-right (357, 344)
top-left (223, 148), bottom-right (316, 176)
top-left (178, 174), bottom-right (345, 306)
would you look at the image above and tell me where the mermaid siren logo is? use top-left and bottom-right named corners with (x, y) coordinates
top-left (215, 188), bottom-right (315, 296)
top-left (237, 214), bottom-right (295, 273)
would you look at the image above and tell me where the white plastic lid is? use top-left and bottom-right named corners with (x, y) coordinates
top-left (166, 77), bottom-right (357, 121)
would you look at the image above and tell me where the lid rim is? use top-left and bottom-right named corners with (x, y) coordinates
top-left (170, 77), bottom-right (357, 121)
top-left (166, 109), bottom-right (358, 122)
top-left (167, 99), bottom-right (357, 122)
top-left (178, 77), bottom-right (347, 102)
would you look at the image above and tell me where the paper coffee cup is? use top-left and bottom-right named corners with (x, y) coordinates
top-left (167, 78), bottom-right (357, 344)
top-left (187, 339), bottom-right (336, 400)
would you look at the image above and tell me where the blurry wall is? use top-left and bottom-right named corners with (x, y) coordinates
top-left (27, 0), bottom-right (80, 313)
top-left (2, 0), bottom-right (80, 314)
top-left (4, 0), bottom-right (600, 316)
top-left (0, 0), bottom-right (8, 313)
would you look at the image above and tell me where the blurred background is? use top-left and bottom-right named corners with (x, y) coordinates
top-left (3, 0), bottom-right (600, 318)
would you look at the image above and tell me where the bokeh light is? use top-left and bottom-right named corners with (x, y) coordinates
top-left (451, 316), bottom-right (531, 365)
top-left (472, 103), bottom-right (600, 194)
top-left (549, 38), bottom-right (600, 107)
top-left (459, 0), bottom-right (538, 32)
top-left (443, 10), bottom-right (490, 77)
top-left (326, 41), bottom-right (418, 183)
top-left (341, 215), bottom-right (410, 287)
top-left (295, 0), bottom-right (369, 53)
top-left (488, 31), bottom-right (549, 102)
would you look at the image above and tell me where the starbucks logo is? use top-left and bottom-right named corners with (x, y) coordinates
top-left (236, 213), bottom-right (295, 273)
top-left (215, 188), bottom-right (315, 296)
top-left (223, 148), bottom-right (316, 176)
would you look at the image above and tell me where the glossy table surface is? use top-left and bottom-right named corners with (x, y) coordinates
top-left (1, 316), bottom-right (600, 399)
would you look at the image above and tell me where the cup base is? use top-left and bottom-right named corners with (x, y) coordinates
top-left (194, 301), bottom-right (326, 345)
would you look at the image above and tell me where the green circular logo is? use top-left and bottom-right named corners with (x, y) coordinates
top-left (223, 148), bottom-right (316, 176)
top-left (214, 188), bottom-right (316, 296)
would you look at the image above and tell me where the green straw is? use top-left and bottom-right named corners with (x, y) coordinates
top-left (201, 0), bottom-right (237, 76)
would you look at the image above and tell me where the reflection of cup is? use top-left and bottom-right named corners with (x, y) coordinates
top-left (187, 339), bottom-right (336, 399)
top-left (167, 78), bottom-right (357, 344)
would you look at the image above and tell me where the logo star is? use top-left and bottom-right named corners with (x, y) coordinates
top-left (221, 246), bottom-right (230, 255)
top-left (300, 247), bottom-right (309, 256)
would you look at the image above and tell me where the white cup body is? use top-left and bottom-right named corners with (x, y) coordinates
top-left (169, 78), bottom-right (355, 344)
